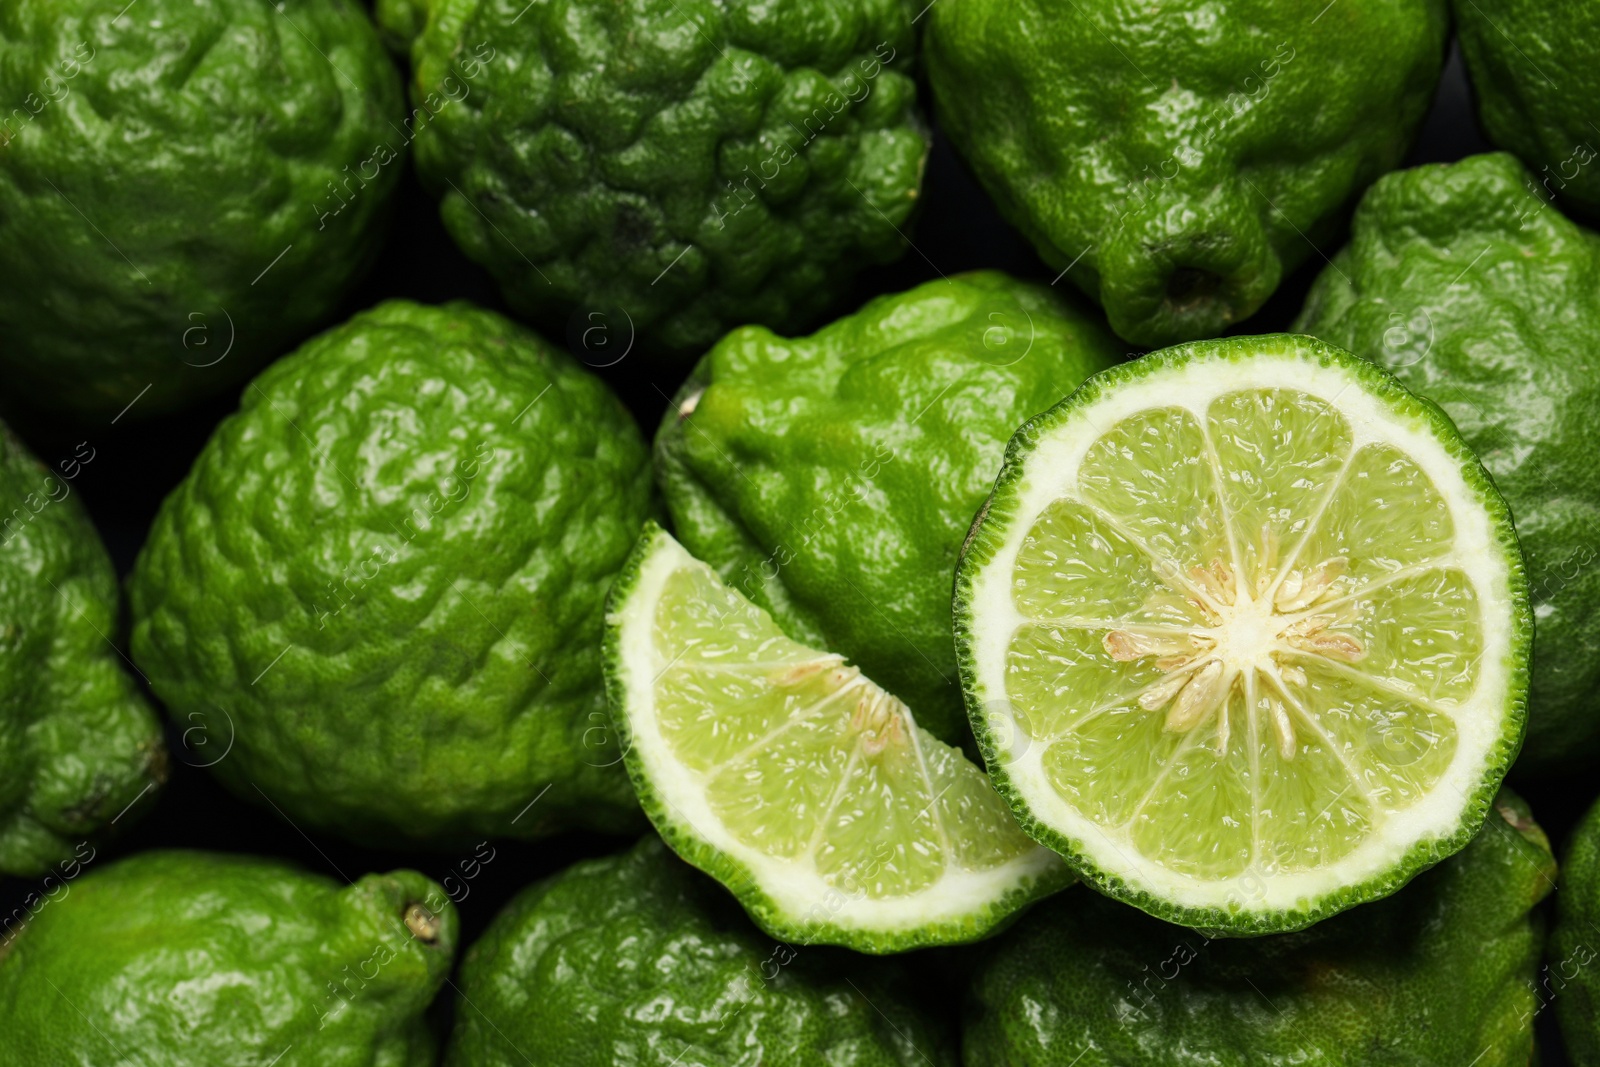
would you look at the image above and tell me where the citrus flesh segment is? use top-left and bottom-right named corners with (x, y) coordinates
top-left (606, 524), bottom-right (1071, 953)
top-left (956, 335), bottom-right (1528, 934)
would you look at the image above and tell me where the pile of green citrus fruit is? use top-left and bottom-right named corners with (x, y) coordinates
top-left (3, 0), bottom-right (1599, 1063)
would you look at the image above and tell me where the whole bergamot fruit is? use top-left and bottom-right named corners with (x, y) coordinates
top-left (379, 0), bottom-right (928, 357)
top-left (0, 0), bottom-right (404, 420)
top-left (1297, 152), bottom-right (1600, 774)
top-left (1553, 794), bottom-right (1600, 1066)
top-left (0, 850), bottom-right (457, 1066)
top-left (0, 422), bottom-right (165, 877)
top-left (444, 835), bottom-right (954, 1067)
top-left (1455, 0), bottom-right (1600, 222)
top-left (128, 300), bottom-right (653, 847)
top-left (925, 0), bottom-right (1448, 347)
top-left (655, 271), bottom-right (1120, 744)
top-left (964, 789), bottom-right (1554, 1067)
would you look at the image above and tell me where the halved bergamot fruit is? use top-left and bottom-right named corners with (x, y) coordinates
top-left (605, 523), bottom-right (1071, 953)
top-left (954, 334), bottom-right (1529, 935)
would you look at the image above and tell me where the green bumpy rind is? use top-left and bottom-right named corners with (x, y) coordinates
top-left (444, 835), bottom-right (955, 1067)
top-left (603, 521), bottom-right (1074, 954)
top-left (1553, 795), bottom-right (1600, 1066)
top-left (128, 300), bottom-right (653, 847)
top-left (388, 0), bottom-right (928, 356)
top-left (0, 850), bottom-right (457, 1066)
top-left (0, 0), bottom-right (404, 420)
top-left (1454, 0), bottom-right (1600, 221)
top-left (1297, 152), bottom-right (1600, 774)
top-left (655, 271), bottom-right (1122, 745)
top-left (925, 0), bottom-right (1447, 347)
top-left (0, 423), bottom-right (165, 876)
top-left (963, 789), bottom-right (1554, 1067)
top-left (953, 334), bottom-right (1532, 935)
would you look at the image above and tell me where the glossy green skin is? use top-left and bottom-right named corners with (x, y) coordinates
top-left (1553, 795), bottom-right (1600, 1066)
top-left (0, 423), bottom-right (164, 876)
top-left (445, 836), bottom-right (955, 1067)
top-left (655, 271), bottom-right (1121, 744)
top-left (1297, 153), bottom-right (1600, 774)
top-left (925, 0), bottom-right (1447, 348)
top-left (0, 851), bottom-right (457, 1066)
top-left (1456, 0), bottom-right (1600, 221)
top-left (0, 0), bottom-right (404, 420)
top-left (965, 790), bottom-right (1554, 1067)
top-left (129, 301), bottom-right (653, 847)
top-left (385, 0), bottom-right (927, 356)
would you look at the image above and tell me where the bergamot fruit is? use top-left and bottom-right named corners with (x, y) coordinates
top-left (963, 789), bottom-right (1554, 1067)
top-left (1553, 793), bottom-right (1600, 1066)
top-left (955, 334), bottom-right (1529, 934)
top-left (380, 0), bottom-right (928, 356)
top-left (1297, 152), bottom-right (1600, 775)
top-left (604, 524), bottom-right (1070, 954)
top-left (1455, 0), bottom-right (1600, 221)
top-left (0, 0), bottom-right (404, 420)
top-left (656, 271), bottom-right (1120, 744)
top-left (444, 835), bottom-right (954, 1067)
top-left (0, 422), bottom-right (165, 877)
top-left (128, 301), bottom-right (653, 847)
top-left (925, 0), bottom-right (1448, 347)
top-left (0, 850), bottom-right (456, 1066)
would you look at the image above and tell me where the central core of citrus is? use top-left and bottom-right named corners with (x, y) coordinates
top-left (1101, 540), bottom-right (1365, 760)
top-left (1216, 593), bottom-right (1282, 670)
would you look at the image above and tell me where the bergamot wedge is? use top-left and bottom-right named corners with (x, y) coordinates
top-left (955, 334), bottom-right (1529, 934)
top-left (604, 523), bottom-right (1070, 953)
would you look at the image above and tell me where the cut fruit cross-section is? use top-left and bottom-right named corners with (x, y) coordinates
top-left (955, 334), bottom-right (1530, 935)
top-left (605, 523), bottom-right (1071, 953)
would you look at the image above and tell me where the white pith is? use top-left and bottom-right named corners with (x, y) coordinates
top-left (613, 530), bottom-right (1065, 937)
top-left (965, 347), bottom-right (1518, 917)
